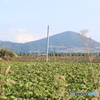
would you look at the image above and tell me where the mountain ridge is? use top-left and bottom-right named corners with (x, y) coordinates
top-left (0, 31), bottom-right (100, 53)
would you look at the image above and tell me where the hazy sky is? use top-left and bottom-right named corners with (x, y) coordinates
top-left (0, 0), bottom-right (100, 43)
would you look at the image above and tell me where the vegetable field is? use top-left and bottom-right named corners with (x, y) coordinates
top-left (0, 61), bottom-right (100, 100)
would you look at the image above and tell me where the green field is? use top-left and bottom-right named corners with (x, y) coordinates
top-left (0, 61), bottom-right (100, 100)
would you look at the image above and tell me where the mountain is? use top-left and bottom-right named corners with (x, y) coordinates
top-left (0, 31), bottom-right (100, 53)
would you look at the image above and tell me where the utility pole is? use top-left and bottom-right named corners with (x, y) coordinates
top-left (46, 25), bottom-right (49, 62)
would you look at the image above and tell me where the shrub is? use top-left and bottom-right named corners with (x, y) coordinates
top-left (0, 49), bottom-right (18, 60)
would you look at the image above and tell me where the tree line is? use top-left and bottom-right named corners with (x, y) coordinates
top-left (16, 52), bottom-right (100, 56)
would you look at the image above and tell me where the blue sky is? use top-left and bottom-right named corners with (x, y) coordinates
top-left (0, 0), bottom-right (100, 43)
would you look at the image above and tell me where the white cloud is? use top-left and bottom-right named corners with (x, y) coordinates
top-left (0, 28), bottom-right (35, 43)
top-left (17, 34), bottom-right (34, 43)
top-left (12, 28), bottom-right (35, 43)
top-left (0, 28), bottom-right (48, 43)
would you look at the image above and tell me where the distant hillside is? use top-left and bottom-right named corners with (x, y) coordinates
top-left (0, 31), bottom-right (100, 53)
top-left (0, 41), bottom-right (23, 52)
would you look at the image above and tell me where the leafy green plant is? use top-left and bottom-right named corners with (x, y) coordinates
top-left (0, 66), bottom-right (11, 99)
top-left (0, 61), bottom-right (100, 99)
